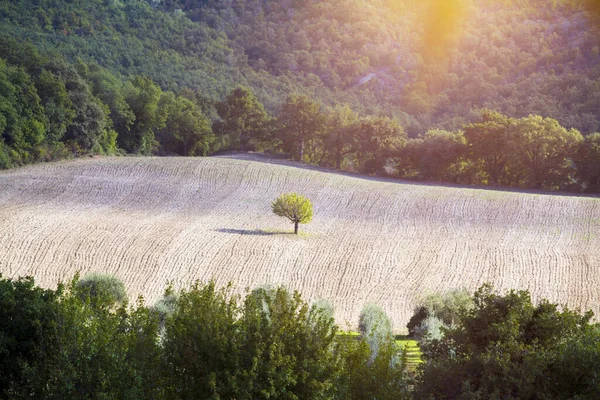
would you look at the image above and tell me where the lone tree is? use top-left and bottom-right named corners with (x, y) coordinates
top-left (271, 193), bottom-right (313, 234)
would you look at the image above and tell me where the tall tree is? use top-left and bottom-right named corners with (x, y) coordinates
top-left (0, 59), bottom-right (47, 163)
top-left (323, 104), bottom-right (359, 170)
top-left (277, 95), bottom-right (324, 162)
top-left (352, 116), bottom-right (406, 175)
top-left (575, 132), bottom-right (600, 193)
top-left (508, 115), bottom-right (583, 189)
top-left (464, 110), bottom-right (513, 185)
top-left (160, 94), bottom-right (214, 156)
top-left (121, 76), bottom-right (169, 155)
top-left (414, 284), bottom-right (596, 399)
top-left (410, 129), bottom-right (468, 183)
top-left (215, 86), bottom-right (270, 151)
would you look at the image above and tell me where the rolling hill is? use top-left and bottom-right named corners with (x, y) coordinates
top-left (1, 154), bottom-right (599, 329)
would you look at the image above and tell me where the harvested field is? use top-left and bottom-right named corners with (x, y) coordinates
top-left (1, 155), bottom-right (599, 330)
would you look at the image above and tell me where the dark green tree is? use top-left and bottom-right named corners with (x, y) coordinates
top-left (508, 115), bottom-right (583, 189)
top-left (277, 95), bottom-right (325, 162)
top-left (413, 129), bottom-right (468, 183)
top-left (0, 275), bottom-right (60, 397)
top-left (414, 284), bottom-right (595, 399)
top-left (576, 132), bottom-right (600, 193)
top-left (121, 76), bottom-right (168, 155)
top-left (160, 93), bottom-right (214, 156)
top-left (238, 286), bottom-right (341, 399)
top-left (16, 275), bottom-right (161, 399)
top-left (161, 281), bottom-right (240, 399)
top-left (323, 104), bottom-right (359, 170)
top-left (352, 116), bottom-right (406, 175)
top-left (0, 59), bottom-right (47, 164)
top-left (464, 109), bottom-right (513, 185)
top-left (215, 86), bottom-right (270, 151)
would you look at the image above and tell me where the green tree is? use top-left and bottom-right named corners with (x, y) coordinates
top-left (271, 192), bottom-right (314, 234)
top-left (508, 115), bottom-right (583, 189)
top-left (575, 132), bottom-right (600, 193)
top-left (337, 337), bottom-right (410, 400)
top-left (160, 93), bottom-right (214, 156)
top-left (323, 104), bottom-right (359, 170)
top-left (412, 129), bottom-right (467, 183)
top-left (463, 110), bottom-right (513, 185)
top-left (161, 281), bottom-right (240, 399)
top-left (0, 59), bottom-right (47, 164)
top-left (277, 95), bottom-right (325, 162)
top-left (358, 303), bottom-right (393, 361)
top-left (27, 276), bottom-right (161, 399)
top-left (352, 116), bottom-right (406, 175)
top-left (86, 65), bottom-right (136, 143)
top-left (215, 86), bottom-right (270, 151)
top-left (238, 286), bottom-right (341, 399)
top-left (36, 68), bottom-right (75, 143)
top-left (75, 272), bottom-right (128, 309)
top-left (414, 284), bottom-right (595, 399)
top-left (338, 302), bottom-right (409, 400)
top-left (121, 76), bottom-right (168, 155)
top-left (0, 275), bottom-right (60, 397)
top-left (46, 58), bottom-right (109, 154)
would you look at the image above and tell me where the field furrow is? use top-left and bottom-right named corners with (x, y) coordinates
top-left (1, 155), bottom-right (599, 329)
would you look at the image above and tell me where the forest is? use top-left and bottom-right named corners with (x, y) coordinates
top-left (1, 0), bottom-right (599, 191)
top-left (2, 273), bottom-right (599, 399)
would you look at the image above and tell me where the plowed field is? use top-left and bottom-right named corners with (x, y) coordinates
top-left (1, 155), bottom-right (599, 329)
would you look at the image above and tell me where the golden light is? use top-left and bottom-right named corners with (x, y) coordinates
top-left (419, 0), bottom-right (471, 60)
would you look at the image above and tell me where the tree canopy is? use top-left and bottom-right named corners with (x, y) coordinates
top-left (272, 192), bottom-right (314, 234)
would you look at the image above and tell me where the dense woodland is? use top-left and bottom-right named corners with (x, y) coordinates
top-left (1, 0), bottom-right (600, 192)
top-left (2, 273), bottom-right (600, 399)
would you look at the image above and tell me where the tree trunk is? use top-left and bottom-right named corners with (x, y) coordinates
top-left (294, 221), bottom-right (299, 235)
top-left (299, 139), bottom-right (304, 161)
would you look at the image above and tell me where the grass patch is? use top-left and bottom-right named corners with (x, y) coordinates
top-left (336, 332), bottom-right (423, 367)
top-left (395, 335), bottom-right (423, 366)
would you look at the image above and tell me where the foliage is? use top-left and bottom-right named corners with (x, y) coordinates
top-left (271, 192), bottom-right (314, 234)
top-left (75, 272), bottom-right (128, 308)
top-left (161, 281), bottom-right (239, 398)
top-left (277, 95), bottom-right (325, 162)
top-left (411, 129), bottom-right (469, 183)
top-left (413, 283), bottom-right (597, 399)
top-left (238, 286), bottom-right (341, 399)
top-left (407, 288), bottom-right (473, 340)
top-left (322, 104), bottom-right (359, 169)
top-left (352, 116), bottom-right (406, 175)
top-left (358, 303), bottom-right (393, 360)
top-left (337, 336), bottom-right (410, 400)
top-left (3, 274), bottom-right (600, 398)
top-left (160, 282), bottom-right (343, 399)
top-left (576, 132), bottom-right (600, 192)
top-left (463, 109), bottom-right (514, 185)
top-left (0, 275), bottom-right (61, 397)
top-left (509, 115), bottom-right (583, 189)
top-left (215, 86), bottom-right (270, 151)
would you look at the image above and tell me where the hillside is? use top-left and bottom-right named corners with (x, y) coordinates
top-left (1, 0), bottom-right (600, 135)
top-left (1, 155), bottom-right (599, 329)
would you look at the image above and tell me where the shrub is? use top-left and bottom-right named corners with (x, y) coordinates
top-left (75, 273), bottom-right (127, 308)
top-left (407, 288), bottom-right (473, 340)
top-left (359, 303), bottom-right (393, 360)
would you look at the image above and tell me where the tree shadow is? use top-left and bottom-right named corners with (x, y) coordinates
top-left (215, 228), bottom-right (293, 236)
